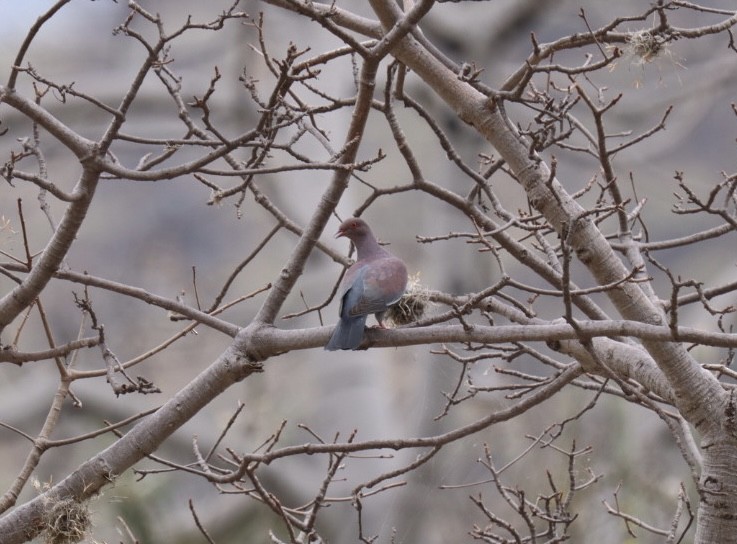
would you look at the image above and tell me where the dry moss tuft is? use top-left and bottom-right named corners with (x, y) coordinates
top-left (626, 30), bottom-right (667, 64)
top-left (42, 497), bottom-right (91, 544)
top-left (385, 273), bottom-right (431, 326)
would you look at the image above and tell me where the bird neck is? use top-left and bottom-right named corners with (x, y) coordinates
top-left (354, 235), bottom-right (386, 260)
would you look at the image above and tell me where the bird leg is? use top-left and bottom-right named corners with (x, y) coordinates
top-left (372, 312), bottom-right (388, 329)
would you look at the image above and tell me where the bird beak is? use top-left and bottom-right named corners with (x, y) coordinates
top-left (335, 228), bottom-right (346, 239)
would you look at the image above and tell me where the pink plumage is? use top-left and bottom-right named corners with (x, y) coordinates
top-left (325, 218), bottom-right (408, 351)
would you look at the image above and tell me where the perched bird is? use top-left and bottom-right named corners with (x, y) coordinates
top-left (325, 217), bottom-right (408, 351)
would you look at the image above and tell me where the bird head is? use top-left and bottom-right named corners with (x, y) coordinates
top-left (335, 217), bottom-right (370, 241)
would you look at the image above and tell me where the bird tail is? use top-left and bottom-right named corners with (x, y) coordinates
top-left (325, 315), bottom-right (368, 351)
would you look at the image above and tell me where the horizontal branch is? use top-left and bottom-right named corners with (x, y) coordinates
top-left (0, 263), bottom-right (240, 337)
top-left (245, 319), bottom-right (737, 358)
top-left (95, 128), bottom-right (259, 181)
top-left (0, 336), bottom-right (99, 364)
top-left (609, 223), bottom-right (736, 252)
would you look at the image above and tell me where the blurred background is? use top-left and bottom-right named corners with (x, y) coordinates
top-left (1, 1), bottom-right (736, 542)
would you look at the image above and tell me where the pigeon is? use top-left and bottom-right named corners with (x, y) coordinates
top-left (325, 217), bottom-right (408, 351)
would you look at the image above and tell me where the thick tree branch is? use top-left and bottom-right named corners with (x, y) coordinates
top-left (0, 343), bottom-right (262, 544)
top-left (364, 0), bottom-right (725, 435)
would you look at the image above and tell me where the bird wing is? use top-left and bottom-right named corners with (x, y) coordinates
top-left (340, 257), bottom-right (407, 318)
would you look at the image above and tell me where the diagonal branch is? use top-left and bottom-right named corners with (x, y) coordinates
top-left (250, 59), bottom-right (380, 325)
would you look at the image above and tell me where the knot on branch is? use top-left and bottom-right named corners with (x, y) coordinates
top-left (231, 324), bottom-right (271, 375)
top-left (724, 389), bottom-right (737, 438)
